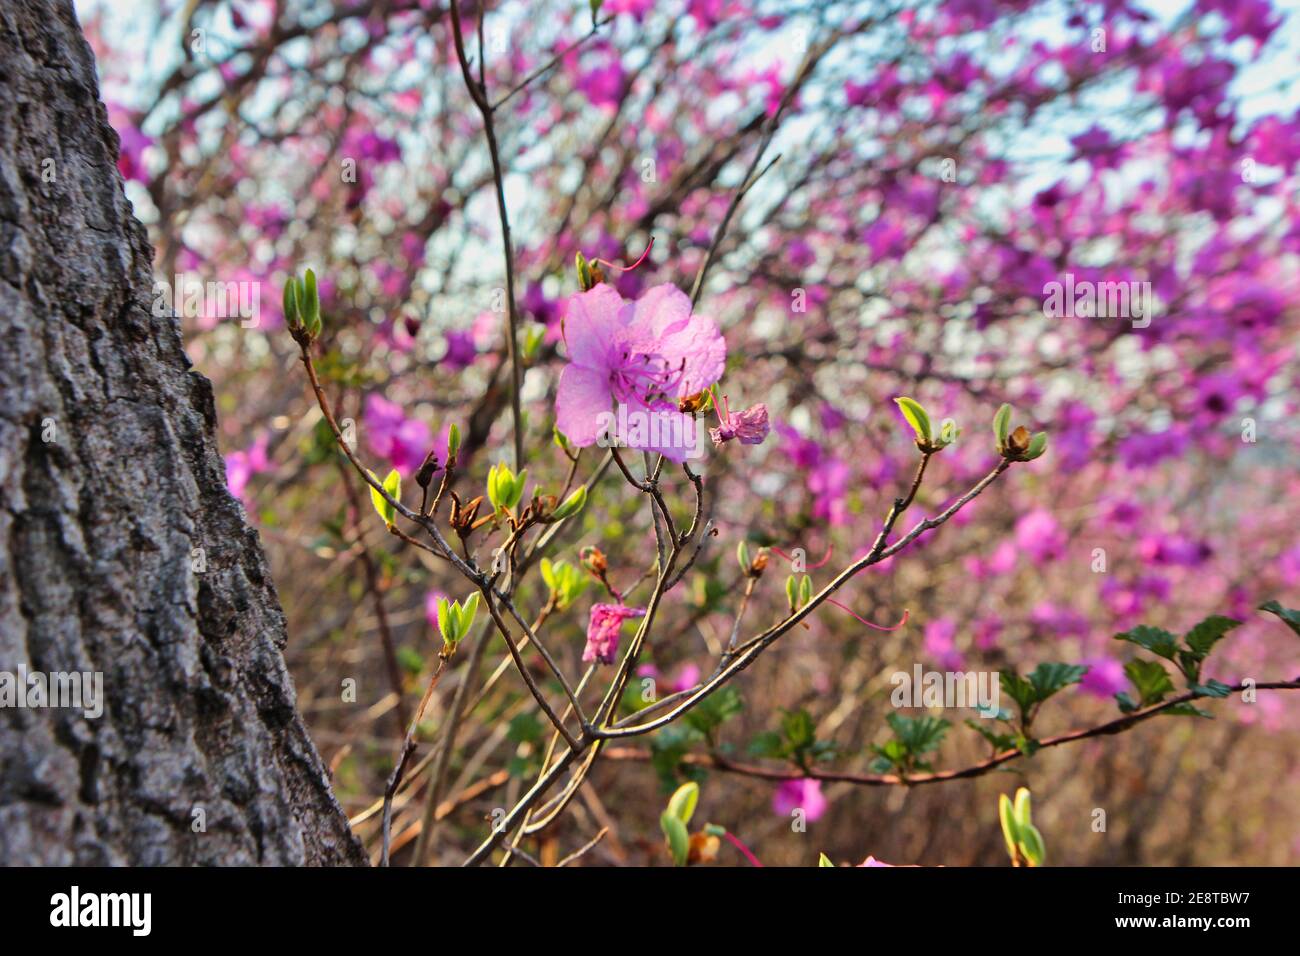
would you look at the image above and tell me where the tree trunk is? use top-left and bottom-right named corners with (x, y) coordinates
top-left (0, 0), bottom-right (365, 865)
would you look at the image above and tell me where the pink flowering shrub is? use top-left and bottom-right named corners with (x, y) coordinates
top-left (86, 0), bottom-right (1300, 866)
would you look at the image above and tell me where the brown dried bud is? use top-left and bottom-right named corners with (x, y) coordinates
top-left (415, 449), bottom-right (440, 489)
top-left (580, 545), bottom-right (607, 575)
top-left (750, 548), bottom-right (770, 575)
top-left (678, 390), bottom-right (710, 414)
top-left (1006, 426), bottom-right (1031, 456)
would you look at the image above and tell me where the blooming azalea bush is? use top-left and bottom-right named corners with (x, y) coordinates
top-left (85, 0), bottom-right (1300, 865)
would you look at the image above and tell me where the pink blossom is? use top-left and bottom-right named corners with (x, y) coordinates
top-left (1014, 509), bottom-right (1066, 562)
top-left (710, 399), bottom-right (770, 447)
top-left (583, 603), bottom-right (646, 664)
top-left (224, 433), bottom-right (271, 503)
top-left (1079, 657), bottom-right (1127, 699)
top-left (364, 393), bottom-right (432, 476)
top-left (772, 779), bottom-right (827, 821)
top-left (556, 283), bottom-right (726, 463)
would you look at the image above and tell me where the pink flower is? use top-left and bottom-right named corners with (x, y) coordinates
top-left (1078, 657), bottom-right (1127, 699)
top-left (858, 856), bottom-right (895, 867)
top-left (583, 603), bottom-right (646, 664)
top-left (773, 778), bottom-right (827, 821)
top-left (710, 397), bottom-right (770, 447)
top-left (556, 284), bottom-right (726, 463)
top-left (364, 393), bottom-right (432, 476)
top-left (224, 433), bottom-right (271, 503)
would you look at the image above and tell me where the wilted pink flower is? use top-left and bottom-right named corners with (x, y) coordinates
top-left (710, 395), bottom-right (770, 447)
top-left (583, 603), bottom-right (646, 664)
top-left (772, 778), bottom-right (827, 821)
top-left (556, 283), bottom-right (726, 462)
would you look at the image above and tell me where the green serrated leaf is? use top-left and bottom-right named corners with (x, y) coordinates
top-left (1259, 600), bottom-right (1300, 638)
top-left (1184, 615), bottom-right (1242, 658)
top-left (1114, 624), bottom-right (1179, 661)
top-left (1027, 662), bottom-right (1088, 703)
top-left (1124, 658), bottom-right (1174, 707)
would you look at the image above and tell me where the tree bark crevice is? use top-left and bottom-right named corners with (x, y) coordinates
top-left (0, 0), bottom-right (365, 866)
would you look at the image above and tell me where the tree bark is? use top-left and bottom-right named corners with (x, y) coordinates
top-left (0, 0), bottom-right (365, 865)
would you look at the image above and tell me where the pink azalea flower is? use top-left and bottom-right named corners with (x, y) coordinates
top-left (1078, 657), bottom-right (1127, 699)
top-left (772, 778), bottom-right (827, 821)
top-left (583, 603), bottom-right (646, 664)
top-left (364, 393), bottom-right (432, 476)
top-left (710, 396), bottom-right (770, 447)
top-left (224, 433), bottom-right (271, 503)
top-left (556, 283), bottom-right (726, 463)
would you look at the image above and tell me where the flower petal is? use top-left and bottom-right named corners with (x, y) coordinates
top-left (562, 284), bottom-right (630, 369)
top-left (556, 364), bottom-right (613, 447)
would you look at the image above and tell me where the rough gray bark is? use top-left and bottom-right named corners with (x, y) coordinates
top-left (0, 0), bottom-right (365, 865)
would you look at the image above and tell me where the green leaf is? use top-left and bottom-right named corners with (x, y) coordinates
top-left (965, 719), bottom-right (1016, 752)
top-left (685, 686), bottom-right (743, 736)
top-left (553, 484), bottom-right (587, 519)
top-left (1023, 431), bottom-right (1048, 460)
top-left (1183, 615), bottom-right (1242, 658)
top-left (1259, 600), bottom-right (1300, 638)
top-left (447, 423), bottom-right (461, 459)
top-left (660, 811), bottom-right (690, 866)
top-left (303, 268), bottom-right (321, 334)
top-left (1164, 702), bottom-right (1214, 719)
top-left (818, 852), bottom-right (835, 867)
top-left (436, 597), bottom-right (452, 643)
top-left (456, 592), bottom-right (480, 640)
top-left (1018, 822), bottom-right (1046, 866)
top-left (798, 575), bottom-right (813, 607)
top-left (992, 403), bottom-right (1012, 450)
top-left (368, 469), bottom-right (397, 528)
top-left (1013, 787), bottom-right (1032, 829)
top-left (785, 575), bottom-right (797, 609)
top-left (781, 708), bottom-right (817, 753)
top-left (748, 731), bottom-right (785, 759)
top-left (382, 467), bottom-right (400, 508)
top-left (1123, 658), bottom-right (1174, 708)
top-left (1027, 662), bottom-right (1088, 703)
top-left (1114, 624), bottom-right (1179, 661)
top-left (998, 793), bottom-right (1020, 861)
top-left (282, 278), bottom-right (299, 328)
top-left (666, 781), bottom-right (699, 826)
top-left (736, 540), bottom-right (750, 574)
top-left (999, 671), bottom-right (1037, 715)
top-left (1190, 679), bottom-right (1232, 699)
top-left (885, 712), bottom-right (950, 755)
top-left (894, 396), bottom-right (932, 444)
top-left (540, 557), bottom-right (556, 591)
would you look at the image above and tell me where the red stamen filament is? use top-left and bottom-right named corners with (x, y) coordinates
top-left (723, 831), bottom-right (764, 867)
top-left (772, 543), bottom-right (835, 569)
top-left (825, 598), bottom-right (910, 632)
top-left (592, 236), bottom-right (655, 272)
